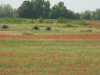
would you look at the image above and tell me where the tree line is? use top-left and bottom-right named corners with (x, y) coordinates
top-left (0, 0), bottom-right (100, 20)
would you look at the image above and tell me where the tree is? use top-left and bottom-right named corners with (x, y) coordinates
top-left (80, 10), bottom-right (92, 20)
top-left (49, 4), bottom-right (60, 19)
top-left (13, 9), bottom-right (18, 18)
top-left (0, 4), bottom-right (6, 18)
top-left (33, 0), bottom-right (44, 18)
top-left (91, 11), bottom-right (96, 20)
top-left (43, 0), bottom-right (50, 19)
top-left (74, 13), bottom-right (80, 19)
top-left (18, 0), bottom-right (50, 19)
top-left (3, 4), bottom-right (13, 18)
top-left (57, 1), bottom-right (64, 9)
top-left (18, 1), bottom-right (33, 18)
top-left (94, 9), bottom-right (100, 20)
top-left (49, 1), bottom-right (75, 19)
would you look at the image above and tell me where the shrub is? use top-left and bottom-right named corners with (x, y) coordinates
top-left (22, 31), bottom-right (33, 35)
top-left (55, 29), bottom-right (58, 31)
top-left (57, 17), bottom-right (72, 23)
top-left (62, 18), bottom-right (71, 23)
top-left (35, 18), bottom-right (37, 20)
top-left (57, 16), bottom-right (63, 23)
top-left (79, 22), bottom-right (89, 26)
top-left (38, 16), bottom-right (43, 23)
top-left (32, 26), bottom-right (39, 30)
top-left (64, 24), bottom-right (73, 28)
top-left (2, 24), bottom-right (8, 29)
top-left (89, 26), bottom-right (92, 28)
top-left (46, 20), bottom-right (50, 23)
top-left (80, 30), bottom-right (84, 32)
top-left (80, 29), bottom-right (92, 32)
top-left (46, 19), bottom-right (54, 23)
top-left (30, 19), bottom-right (34, 23)
top-left (85, 29), bottom-right (92, 32)
top-left (46, 27), bottom-right (51, 30)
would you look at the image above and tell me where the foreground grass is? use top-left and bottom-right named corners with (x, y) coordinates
top-left (0, 39), bottom-right (100, 75)
top-left (0, 26), bottom-right (100, 35)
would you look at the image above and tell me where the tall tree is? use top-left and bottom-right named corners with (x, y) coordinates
top-left (49, 1), bottom-right (75, 19)
top-left (0, 4), bottom-right (6, 18)
top-left (18, 0), bottom-right (50, 19)
top-left (49, 4), bottom-right (60, 19)
top-left (74, 13), bottom-right (80, 19)
top-left (43, 0), bottom-right (50, 19)
top-left (80, 11), bottom-right (91, 20)
top-left (18, 1), bottom-right (33, 18)
top-left (94, 9), bottom-right (100, 20)
top-left (3, 4), bottom-right (13, 18)
top-left (33, 0), bottom-right (44, 18)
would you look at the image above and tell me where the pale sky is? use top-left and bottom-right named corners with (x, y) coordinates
top-left (0, 0), bottom-right (100, 13)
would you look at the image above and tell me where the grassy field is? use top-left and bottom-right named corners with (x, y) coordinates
top-left (0, 23), bottom-right (100, 35)
top-left (0, 39), bottom-right (100, 75)
top-left (0, 20), bottom-right (100, 75)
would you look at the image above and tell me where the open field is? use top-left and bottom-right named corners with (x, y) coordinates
top-left (0, 23), bottom-right (100, 35)
top-left (0, 39), bottom-right (100, 75)
top-left (0, 20), bottom-right (100, 75)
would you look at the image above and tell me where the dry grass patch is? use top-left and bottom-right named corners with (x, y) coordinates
top-left (22, 31), bottom-right (33, 35)
top-left (80, 29), bottom-right (92, 32)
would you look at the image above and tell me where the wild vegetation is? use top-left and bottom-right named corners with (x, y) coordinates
top-left (0, 17), bottom-right (100, 75)
top-left (0, 0), bottom-right (100, 75)
top-left (0, 0), bottom-right (100, 20)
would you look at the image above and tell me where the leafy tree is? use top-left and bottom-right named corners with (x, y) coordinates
top-left (74, 13), bottom-right (80, 19)
top-left (84, 11), bottom-right (91, 20)
top-left (49, 4), bottom-right (60, 19)
top-left (18, 0), bottom-right (50, 19)
top-left (18, 1), bottom-right (33, 18)
top-left (91, 11), bottom-right (96, 20)
top-left (57, 1), bottom-right (64, 9)
top-left (4, 4), bottom-right (13, 18)
top-left (13, 9), bottom-right (18, 18)
top-left (0, 4), bottom-right (6, 18)
top-left (80, 11), bottom-right (92, 20)
top-left (94, 9), bottom-right (100, 20)
top-left (43, 0), bottom-right (50, 19)
top-left (49, 1), bottom-right (75, 19)
top-left (0, 4), bottom-right (13, 18)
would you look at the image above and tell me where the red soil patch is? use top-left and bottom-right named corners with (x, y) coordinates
top-left (0, 34), bottom-right (100, 40)
top-left (78, 22), bottom-right (100, 27)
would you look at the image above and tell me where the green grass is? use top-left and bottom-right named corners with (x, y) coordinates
top-left (0, 20), bottom-right (100, 74)
top-left (0, 26), bottom-right (100, 34)
top-left (0, 39), bottom-right (100, 75)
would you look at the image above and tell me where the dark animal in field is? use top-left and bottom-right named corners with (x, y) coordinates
top-left (32, 26), bottom-right (39, 30)
top-left (2, 24), bottom-right (8, 29)
top-left (46, 27), bottom-right (51, 30)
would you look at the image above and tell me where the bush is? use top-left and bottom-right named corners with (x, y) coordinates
top-left (32, 26), bottom-right (39, 30)
top-left (64, 24), bottom-right (73, 28)
top-left (22, 31), bottom-right (33, 35)
top-left (80, 30), bottom-right (84, 32)
top-left (55, 29), bottom-right (58, 31)
top-left (79, 22), bottom-right (89, 26)
top-left (35, 18), bottom-right (37, 20)
top-left (85, 29), bottom-right (92, 32)
top-left (57, 17), bottom-right (72, 23)
top-left (38, 16), bottom-right (44, 23)
top-left (80, 29), bottom-right (92, 32)
top-left (46, 19), bottom-right (54, 23)
top-left (57, 16), bottom-right (63, 23)
top-left (46, 27), bottom-right (51, 30)
top-left (2, 24), bottom-right (8, 29)
top-left (89, 26), bottom-right (92, 28)
top-left (30, 19), bottom-right (34, 23)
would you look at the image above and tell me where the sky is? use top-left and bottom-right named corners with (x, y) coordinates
top-left (0, 0), bottom-right (100, 13)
